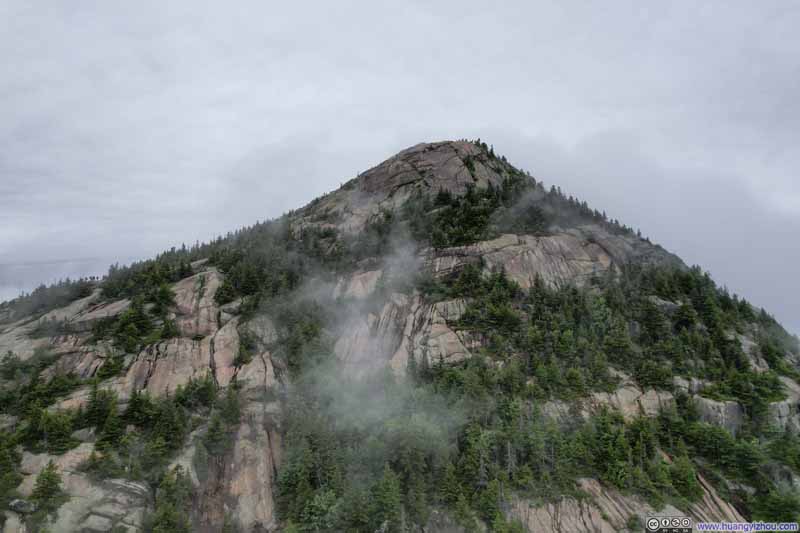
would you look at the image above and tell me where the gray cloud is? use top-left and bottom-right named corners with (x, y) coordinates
top-left (1, 1), bottom-right (798, 332)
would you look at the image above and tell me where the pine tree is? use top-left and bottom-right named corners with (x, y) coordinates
top-left (477, 479), bottom-right (501, 523)
top-left (143, 436), bottom-right (170, 476)
top-left (85, 381), bottom-right (101, 426)
top-left (441, 462), bottom-right (462, 506)
top-left (86, 385), bottom-right (118, 429)
top-left (753, 489), bottom-right (800, 522)
top-left (0, 432), bottom-right (22, 511)
top-left (31, 460), bottom-right (63, 511)
top-left (674, 303), bottom-right (698, 331)
top-left (151, 467), bottom-right (192, 533)
top-left (97, 402), bottom-right (124, 451)
top-left (454, 493), bottom-right (478, 532)
top-left (221, 513), bottom-right (238, 533)
top-left (405, 476), bottom-right (429, 527)
top-left (124, 389), bottom-right (156, 427)
top-left (40, 410), bottom-right (74, 454)
top-left (605, 317), bottom-right (633, 359)
top-left (372, 464), bottom-right (402, 533)
top-left (670, 454), bottom-right (702, 502)
top-left (204, 411), bottom-right (230, 456)
top-left (220, 385), bottom-right (241, 423)
top-left (215, 279), bottom-right (237, 305)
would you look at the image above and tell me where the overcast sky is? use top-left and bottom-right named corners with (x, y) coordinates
top-left (1, 1), bottom-right (798, 333)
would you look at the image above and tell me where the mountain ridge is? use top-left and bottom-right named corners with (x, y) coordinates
top-left (0, 139), bottom-right (799, 532)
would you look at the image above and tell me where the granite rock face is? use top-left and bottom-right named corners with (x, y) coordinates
top-left (13, 443), bottom-right (150, 532)
top-left (423, 225), bottom-right (680, 288)
top-left (694, 397), bottom-right (745, 435)
top-left (1, 262), bottom-right (286, 532)
top-left (509, 475), bottom-right (744, 533)
top-left (294, 141), bottom-right (508, 235)
top-left (1, 141), bottom-right (779, 532)
top-left (768, 376), bottom-right (800, 434)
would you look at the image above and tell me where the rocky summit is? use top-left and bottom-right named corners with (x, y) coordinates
top-left (1, 140), bottom-right (798, 532)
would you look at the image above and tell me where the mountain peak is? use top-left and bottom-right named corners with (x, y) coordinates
top-left (2, 137), bottom-right (799, 533)
top-left (357, 139), bottom-right (508, 196)
top-left (296, 139), bottom-right (521, 234)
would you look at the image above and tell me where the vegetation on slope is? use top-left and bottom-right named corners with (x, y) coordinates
top-left (0, 278), bottom-right (95, 325)
top-left (269, 261), bottom-right (800, 531)
top-left (0, 140), bottom-right (798, 530)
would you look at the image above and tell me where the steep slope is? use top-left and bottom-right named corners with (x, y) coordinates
top-left (1, 140), bottom-right (798, 532)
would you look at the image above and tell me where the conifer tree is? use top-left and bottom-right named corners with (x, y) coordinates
top-left (440, 462), bottom-right (462, 506)
top-left (477, 479), bottom-right (501, 523)
top-left (32, 460), bottom-right (63, 511)
top-left (670, 454), bottom-right (702, 502)
top-left (372, 464), bottom-right (402, 532)
top-left (97, 401), bottom-right (124, 451)
top-left (40, 410), bottom-right (74, 454)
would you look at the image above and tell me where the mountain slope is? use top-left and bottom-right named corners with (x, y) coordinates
top-left (1, 140), bottom-right (798, 532)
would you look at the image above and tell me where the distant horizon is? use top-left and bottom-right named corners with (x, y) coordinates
top-left (0, 256), bottom-right (123, 304)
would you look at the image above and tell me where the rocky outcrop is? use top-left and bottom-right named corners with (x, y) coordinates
top-left (172, 270), bottom-right (222, 339)
top-left (331, 288), bottom-right (480, 378)
top-left (0, 319), bottom-right (51, 363)
top-left (588, 385), bottom-right (674, 420)
top-left (1, 513), bottom-right (27, 533)
top-left (768, 376), bottom-right (800, 434)
top-left (40, 341), bottom-right (113, 381)
top-left (543, 370), bottom-right (674, 423)
top-left (294, 141), bottom-right (508, 235)
top-left (0, 291), bottom-right (128, 362)
top-left (1, 265), bottom-right (288, 532)
top-left (333, 270), bottom-right (382, 300)
top-left (426, 233), bottom-right (614, 288)
top-left (167, 403), bottom-right (282, 533)
top-left (673, 376), bottom-right (708, 395)
top-left (388, 296), bottom-right (476, 374)
top-left (730, 332), bottom-right (769, 372)
top-left (0, 141), bottom-right (768, 533)
top-left (225, 403), bottom-right (282, 531)
top-left (236, 315), bottom-right (281, 401)
top-left (509, 476), bottom-right (744, 533)
top-left (68, 297), bottom-right (131, 333)
top-left (11, 443), bottom-right (150, 532)
top-left (424, 225), bottom-right (680, 288)
top-left (695, 397), bottom-right (745, 435)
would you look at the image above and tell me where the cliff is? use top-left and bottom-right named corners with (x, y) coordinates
top-left (1, 140), bottom-right (798, 532)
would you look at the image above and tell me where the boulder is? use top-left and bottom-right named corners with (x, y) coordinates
top-left (648, 295), bottom-right (681, 314)
top-left (219, 299), bottom-right (242, 326)
top-left (8, 499), bottom-right (36, 515)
